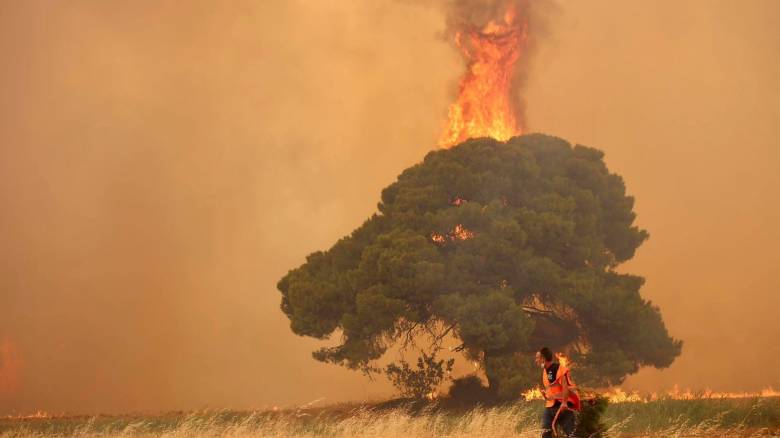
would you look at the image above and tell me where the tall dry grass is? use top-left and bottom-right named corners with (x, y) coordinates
top-left (2, 398), bottom-right (779, 437)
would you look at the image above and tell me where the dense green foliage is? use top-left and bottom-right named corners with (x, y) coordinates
top-left (576, 396), bottom-right (609, 438)
top-left (277, 134), bottom-right (681, 394)
top-left (384, 353), bottom-right (454, 400)
top-left (446, 375), bottom-right (494, 406)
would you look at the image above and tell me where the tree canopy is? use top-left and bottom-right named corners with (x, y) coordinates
top-left (277, 134), bottom-right (681, 397)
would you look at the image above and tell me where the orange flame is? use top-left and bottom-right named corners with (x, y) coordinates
top-left (451, 224), bottom-right (475, 240)
top-left (440, 3), bottom-right (529, 148)
top-left (602, 387), bottom-right (644, 403)
top-left (2, 410), bottom-right (51, 420)
top-left (523, 386), bottom-right (780, 404)
top-left (556, 353), bottom-right (570, 369)
top-left (520, 350), bottom-right (779, 404)
top-left (522, 386), bottom-right (545, 401)
top-left (600, 386), bottom-right (780, 403)
top-left (431, 224), bottom-right (475, 244)
top-left (0, 338), bottom-right (23, 396)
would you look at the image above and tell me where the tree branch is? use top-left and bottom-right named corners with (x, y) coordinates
top-left (522, 305), bottom-right (556, 316)
top-left (428, 323), bottom-right (456, 351)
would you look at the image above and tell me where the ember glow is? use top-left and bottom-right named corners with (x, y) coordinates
top-left (440, 2), bottom-right (529, 148)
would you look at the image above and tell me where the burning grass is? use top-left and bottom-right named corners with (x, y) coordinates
top-left (2, 396), bottom-right (779, 437)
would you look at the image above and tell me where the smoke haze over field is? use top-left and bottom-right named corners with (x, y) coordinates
top-left (1, 0), bottom-right (779, 414)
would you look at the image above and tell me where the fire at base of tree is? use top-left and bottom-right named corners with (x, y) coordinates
top-left (278, 134), bottom-right (682, 414)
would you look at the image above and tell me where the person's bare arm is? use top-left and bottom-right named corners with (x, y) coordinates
top-left (559, 373), bottom-right (569, 407)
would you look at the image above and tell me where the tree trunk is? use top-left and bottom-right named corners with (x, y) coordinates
top-left (483, 350), bottom-right (501, 398)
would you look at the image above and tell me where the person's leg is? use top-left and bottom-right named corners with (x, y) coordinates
top-left (557, 409), bottom-right (577, 437)
top-left (540, 407), bottom-right (555, 438)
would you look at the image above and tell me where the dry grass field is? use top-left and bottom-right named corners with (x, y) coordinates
top-left (2, 396), bottom-right (779, 437)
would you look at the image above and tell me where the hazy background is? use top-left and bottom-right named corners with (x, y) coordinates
top-left (1, 0), bottom-right (778, 414)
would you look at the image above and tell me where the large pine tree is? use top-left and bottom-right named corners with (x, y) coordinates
top-left (278, 134), bottom-right (681, 399)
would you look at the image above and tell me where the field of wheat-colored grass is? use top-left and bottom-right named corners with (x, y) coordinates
top-left (2, 397), bottom-right (779, 437)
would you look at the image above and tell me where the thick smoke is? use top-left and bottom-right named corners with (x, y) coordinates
top-left (1, 0), bottom-right (779, 416)
top-left (0, 340), bottom-right (22, 394)
top-left (444, 0), bottom-right (541, 31)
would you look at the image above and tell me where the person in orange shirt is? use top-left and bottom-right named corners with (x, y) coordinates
top-left (536, 347), bottom-right (580, 437)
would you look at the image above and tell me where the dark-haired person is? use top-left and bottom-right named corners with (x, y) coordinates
top-left (535, 347), bottom-right (581, 438)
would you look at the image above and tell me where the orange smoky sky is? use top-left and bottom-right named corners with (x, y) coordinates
top-left (1, 0), bottom-right (779, 414)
